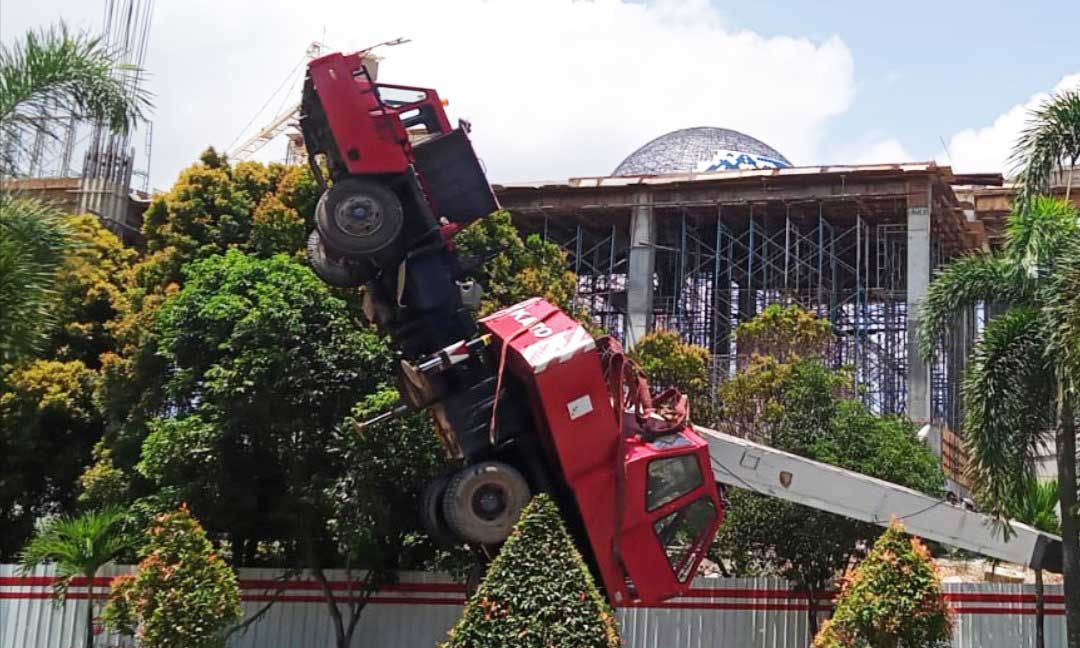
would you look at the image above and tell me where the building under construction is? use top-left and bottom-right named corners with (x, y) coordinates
top-left (2, 0), bottom-right (155, 246)
top-left (495, 127), bottom-right (1013, 488)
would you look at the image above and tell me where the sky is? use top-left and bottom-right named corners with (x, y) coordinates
top-left (2, 0), bottom-right (1078, 191)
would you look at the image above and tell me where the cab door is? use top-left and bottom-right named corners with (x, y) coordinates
top-left (618, 428), bottom-right (724, 605)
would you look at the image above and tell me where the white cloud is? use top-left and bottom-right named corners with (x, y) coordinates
top-left (829, 133), bottom-right (914, 165)
top-left (3, 0), bottom-right (857, 188)
top-left (940, 73), bottom-right (1080, 174)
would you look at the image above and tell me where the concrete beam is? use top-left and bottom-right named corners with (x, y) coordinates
top-left (906, 183), bottom-right (932, 424)
top-left (626, 190), bottom-right (655, 348)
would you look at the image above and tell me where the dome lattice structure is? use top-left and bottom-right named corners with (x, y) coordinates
top-left (612, 126), bottom-right (791, 176)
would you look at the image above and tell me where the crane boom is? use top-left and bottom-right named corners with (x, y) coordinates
top-left (698, 425), bottom-right (1063, 573)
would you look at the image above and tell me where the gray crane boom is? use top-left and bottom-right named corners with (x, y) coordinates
top-left (697, 425), bottom-right (1063, 573)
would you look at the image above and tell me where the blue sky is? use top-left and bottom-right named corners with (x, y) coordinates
top-left (2, 0), bottom-right (1078, 188)
top-left (718, 0), bottom-right (1080, 165)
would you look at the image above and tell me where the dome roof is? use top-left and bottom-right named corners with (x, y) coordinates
top-left (612, 126), bottom-right (792, 176)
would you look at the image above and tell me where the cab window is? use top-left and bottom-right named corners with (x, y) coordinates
top-left (646, 453), bottom-right (704, 511)
top-left (652, 497), bottom-right (717, 582)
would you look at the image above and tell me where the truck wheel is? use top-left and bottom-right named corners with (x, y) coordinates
top-left (306, 230), bottom-right (365, 287)
top-left (419, 473), bottom-right (459, 548)
top-left (443, 462), bottom-right (530, 546)
top-left (316, 177), bottom-right (403, 259)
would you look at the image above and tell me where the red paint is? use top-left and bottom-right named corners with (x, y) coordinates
top-left (306, 51), bottom-right (450, 176)
top-left (3, 575), bottom-right (1063, 616)
top-left (480, 298), bottom-right (724, 606)
top-left (0, 578), bottom-right (1062, 617)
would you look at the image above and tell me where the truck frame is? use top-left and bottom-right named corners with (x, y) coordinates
top-left (298, 49), bottom-right (1062, 607)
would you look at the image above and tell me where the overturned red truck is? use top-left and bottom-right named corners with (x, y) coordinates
top-left (301, 49), bottom-right (722, 605)
top-left (299, 48), bottom-right (1064, 606)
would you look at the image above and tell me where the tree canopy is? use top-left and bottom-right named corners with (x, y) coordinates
top-left (710, 306), bottom-right (944, 634)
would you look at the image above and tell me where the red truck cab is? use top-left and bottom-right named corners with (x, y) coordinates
top-left (480, 298), bottom-right (724, 605)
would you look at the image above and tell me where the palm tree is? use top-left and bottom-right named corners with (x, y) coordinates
top-left (1, 22), bottom-right (149, 176)
top-left (918, 195), bottom-right (1080, 647)
top-left (1009, 88), bottom-right (1080, 212)
top-left (19, 508), bottom-right (134, 648)
top-left (0, 23), bottom-right (149, 368)
top-left (1005, 479), bottom-right (1061, 648)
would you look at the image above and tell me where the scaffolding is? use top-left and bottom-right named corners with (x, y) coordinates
top-left (535, 200), bottom-right (917, 417)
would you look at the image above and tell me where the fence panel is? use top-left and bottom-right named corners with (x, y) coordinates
top-left (0, 565), bottom-right (1065, 647)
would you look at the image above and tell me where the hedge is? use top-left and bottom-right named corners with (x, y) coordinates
top-left (442, 493), bottom-right (620, 648)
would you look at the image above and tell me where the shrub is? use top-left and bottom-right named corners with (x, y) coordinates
top-left (441, 493), bottom-right (619, 648)
top-left (812, 520), bottom-right (952, 648)
top-left (103, 505), bottom-right (242, 647)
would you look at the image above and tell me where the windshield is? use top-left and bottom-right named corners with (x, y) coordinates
top-left (646, 452), bottom-right (704, 511)
top-left (652, 497), bottom-right (717, 582)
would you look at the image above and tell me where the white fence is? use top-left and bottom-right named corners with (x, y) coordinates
top-left (1, 565), bottom-right (1065, 647)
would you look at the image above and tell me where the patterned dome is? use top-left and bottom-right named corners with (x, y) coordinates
top-left (613, 126), bottom-right (791, 176)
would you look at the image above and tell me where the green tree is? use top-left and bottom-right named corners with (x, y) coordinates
top-left (455, 209), bottom-right (579, 316)
top-left (441, 493), bottom-right (620, 648)
top-left (918, 195), bottom-right (1080, 644)
top-left (19, 507), bottom-right (134, 648)
top-left (1004, 479), bottom-right (1061, 648)
top-left (1, 359), bottom-right (101, 558)
top-left (111, 250), bottom-right (390, 559)
top-left (308, 388), bottom-right (448, 648)
top-left (0, 23), bottom-right (148, 176)
top-left (812, 521), bottom-right (952, 648)
top-left (1010, 88), bottom-right (1080, 210)
top-left (734, 303), bottom-right (832, 364)
top-left (103, 505), bottom-right (243, 648)
top-left (713, 306), bottom-right (943, 635)
top-left (50, 214), bottom-right (136, 367)
top-left (630, 328), bottom-right (717, 426)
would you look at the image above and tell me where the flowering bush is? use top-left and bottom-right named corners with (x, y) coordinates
top-left (103, 505), bottom-right (242, 647)
top-left (812, 520), bottom-right (952, 648)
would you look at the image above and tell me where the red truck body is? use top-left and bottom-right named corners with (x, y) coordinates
top-left (301, 50), bottom-right (723, 606)
top-left (480, 298), bottom-right (724, 605)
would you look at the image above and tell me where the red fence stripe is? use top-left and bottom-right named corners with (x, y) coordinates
top-left (2, 576), bottom-right (1067, 613)
top-left (953, 606), bottom-right (1066, 616)
top-left (0, 590), bottom-right (1063, 615)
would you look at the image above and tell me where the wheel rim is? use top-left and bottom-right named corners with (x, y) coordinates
top-left (334, 194), bottom-right (384, 237)
top-left (472, 484), bottom-right (508, 522)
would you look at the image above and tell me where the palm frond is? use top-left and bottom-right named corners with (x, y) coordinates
top-left (917, 253), bottom-right (1027, 359)
top-left (18, 507), bottom-right (133, 601)
top-left (1004, 478), bottom-right (1060, 534)
top-left (1005, 195), bottom-right (1080, 284)
top-left (0, 22), bottom-right (151, 176)
top-left (1009, 88), bottom-right (1080, 212)
top-left (1046, 236), bottom-right (1080, 384)
top-left (962, 307), bottom-right (1055, 517)
top-left (0, 194), bottom-right (74, 366)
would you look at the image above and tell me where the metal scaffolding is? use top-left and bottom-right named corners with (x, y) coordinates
top-left (537, 200), bottom-right (917, 417)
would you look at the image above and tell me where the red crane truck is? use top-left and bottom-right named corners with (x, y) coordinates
top-left (300, 49), bottom-right (1062, 606)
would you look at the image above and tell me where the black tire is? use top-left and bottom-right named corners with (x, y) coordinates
top-left (419, 473), bottom-right (459, 548)
top-left (315, 177), bottom-right (403, 259)
top-left (443, 461), bottom-right (530, 545)
top-left (306, 230), bottom-right (365, 288)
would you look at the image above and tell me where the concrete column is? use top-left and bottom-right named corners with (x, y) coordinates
top-left (906, 184), bottom-right (932, 424)
top-left (626, 190), bottom-right (655, 349)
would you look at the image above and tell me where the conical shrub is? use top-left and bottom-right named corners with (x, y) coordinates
top-left (442, 493), bottom-right (620, 648)
top-left (813, 520), bottom-right (952, 648)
